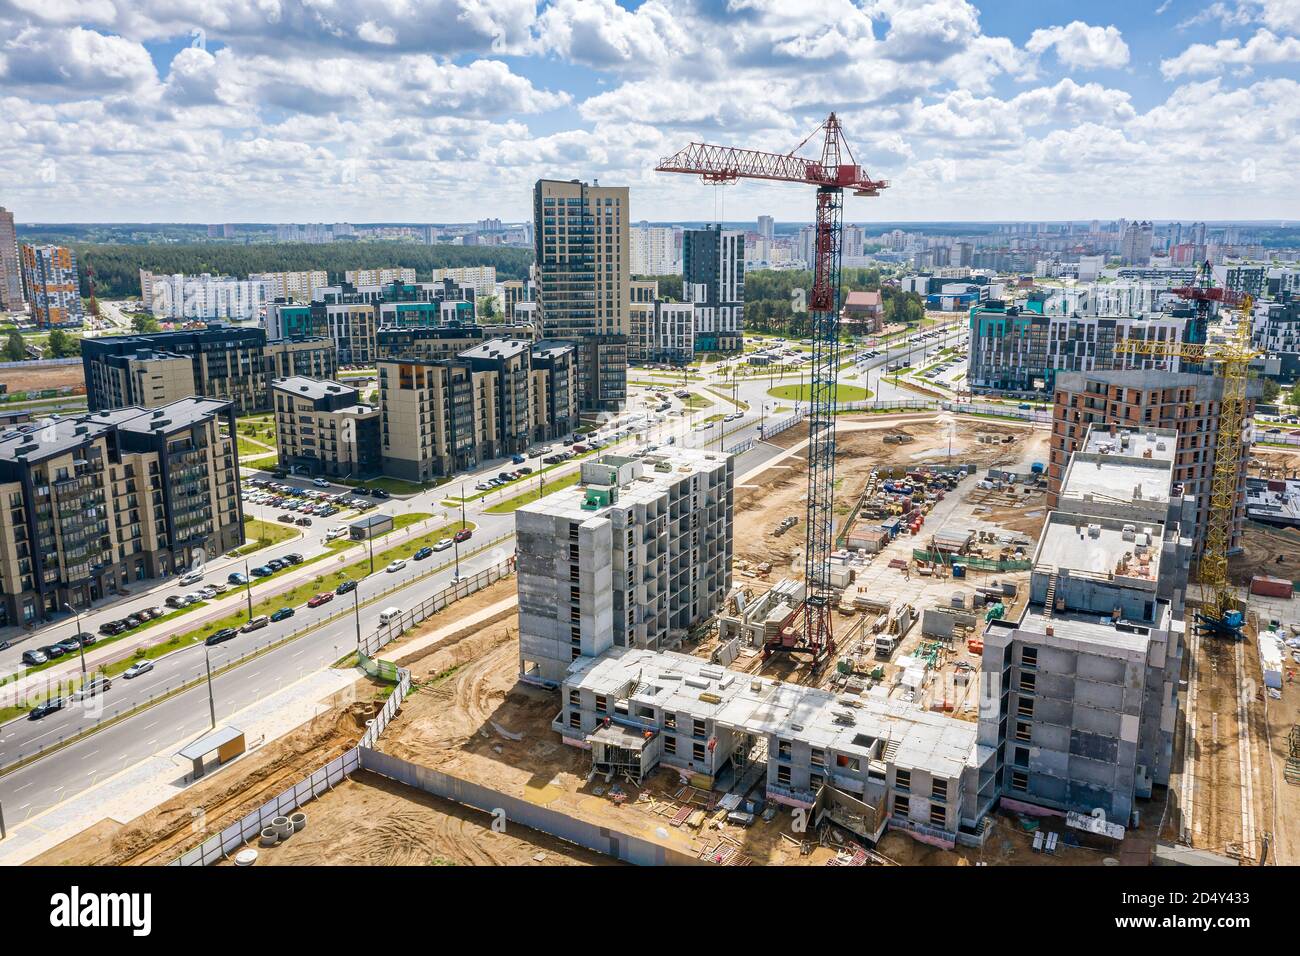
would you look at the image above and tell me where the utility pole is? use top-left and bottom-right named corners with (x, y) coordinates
top-left (352, 586), bottom-right (362, 651)
top-left (244, 557), bottom-right (253, 623)
top-left (203, 645), bottom-right (217, 730)
top-left (367, 527), bottom-right (375, 576)
top-left (63, 602), bottom-right (87, 681)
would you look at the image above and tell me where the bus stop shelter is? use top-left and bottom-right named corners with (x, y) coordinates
top-left (179, 725), bottom-right (247, 779)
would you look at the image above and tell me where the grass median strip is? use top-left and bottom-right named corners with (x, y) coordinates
top-left (235, 518), bottom-right (300, 556)
top-left (485, 472), bottom-right (581, 513)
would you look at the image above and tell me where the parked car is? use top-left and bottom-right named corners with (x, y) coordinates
top-left (386, 559), bottom-right (407, 573)
top-left (123, 660), bottom-right (154, 679)
top-left (371, 488), bottom-right (390, 499)
top-left (432, 538), bottom-right (453, 552)
top-left (101, 618), bottom-right (129, 632)
top-left (205, 627), bottom-right (238, 646)
top-left (21, 649), bottom-right (48, 666)
top-left (511, 454), bottom-right (526, 464)
top-left (270, 607), bottom-right (295, 622)
top-left (307, 592), bottom-right (334, 608)
top-left (335, 579), bottom-right (357, 595)
top-left (278, 513), bottom-right (296, 523)
top-left (283, 553), bottom-right (304, 565)
top-left (28, 697), bottom-right (65, 720)
top-left (413, 546), bottom-right (434, 561)
top-left (40, 644), bottom-right (66, 659)
top-left (55, 637), bottom-right (84, 654)
top-left (326, 526), bottom-right (348, 541)
top-left (77, 631), bottom-right (99, 646)
top-left (228, 572), bottom-right (249, 585)
top-left (251, 565), bottom-right (274, 577)
top-left (179, 570), bottom-right (204, 586)
top-left (240, 616), bottom-right (270, 633)
top-left (296, 516), bottom-right (312, 526)
top-left (312, 477), bottom-right (330, 488)
top-left (454, 528), bottom-right (473, 543)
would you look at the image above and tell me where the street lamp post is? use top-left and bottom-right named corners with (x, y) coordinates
top-left (352, 586), bottom-right (362, 651)
top-left (203, 645), bottom-right (217, 730)
top-left (244, 557), bottom-right (254, 624)
top-left (62, 602), bottom-right (87, 681)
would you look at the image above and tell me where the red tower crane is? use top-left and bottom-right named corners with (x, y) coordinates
top-left (1172, 259), bottom-right (1241, 344)
top-left (657, 114), bottom-right (887, 664)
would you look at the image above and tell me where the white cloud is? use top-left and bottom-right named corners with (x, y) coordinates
top-left (0, 25), bottom-right (157, 93)
top-left (1026, 21), bottom-right (1131, 70)
top-left (1161, 27), bottom-right (1300, 77)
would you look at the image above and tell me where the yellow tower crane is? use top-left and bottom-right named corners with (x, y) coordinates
top-left (1117, 295), bottom-right (1258, 639)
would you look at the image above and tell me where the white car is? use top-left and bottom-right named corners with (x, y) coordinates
top-left (123, 660), bottom-right (154, 679)
top-left (432, 538), bottom-right (453, 552)
top-left (326, 526), bottom-right (348, 541)
top-left (386, 559), bottom-right (407, 573)
top-left (312, 478), bottom-right (330, 488)
top-left (179, 570), bottom-right (204, 586)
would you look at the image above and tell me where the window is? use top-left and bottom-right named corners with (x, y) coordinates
top-left (1019, 672), bottom-right (1036, 694)
top-left (895, 769), bottom-right (911, 792)
top-left (777, 739), bottom-right (792, 760)
top-left (568, 689), bottom-right (579, 707)
top-left (664, 712), bottom-right (676, 730)
top-left (895, 794), bottom-right (910, 817)
top-left (692, 742), bottom-right (706, 762)
top-left (693, 718), bottom-right (706, 738)
top-left (809, 772), bottom-right (824, 790)
top-left (1021, 646), bottom-right (1037, 669)
top-left (810, 748), bottom-right (825, 768)
top-left (595, 694), bottom-right (607, 713)
top-left (929, 803), bottom-right (947, 827)
top-left (777, 764), bottom-right (791, 785)
top-left (1011, 769), bottom-right (1029, 792)
top-left (664, 735), bottom-right (676, 756)
top-left (1017, 697), bottom-right (1034, 719)
top-left (568, 711), bottom-right (580, 729)
top-left (1015, 721), bottom-right (1032, 743)
top-left (932, 779), bottom-right (948, 803)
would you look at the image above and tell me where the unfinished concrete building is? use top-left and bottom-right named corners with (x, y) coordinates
top-left (517, 449), bottom-right (734, 686)
top-left (978, 425), bottom-right (1193, 829)
top-left (556, 646), bottom-right (991, 848)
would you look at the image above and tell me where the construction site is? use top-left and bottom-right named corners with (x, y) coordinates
top-left (24, 117), bottom-right (1297, 874)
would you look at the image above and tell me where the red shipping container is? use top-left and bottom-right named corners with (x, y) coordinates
top-left (1250, 575), bottom-right (1293, 599)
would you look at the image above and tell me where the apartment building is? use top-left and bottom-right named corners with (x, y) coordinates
top-left (0, 399), bottom-right (243, 626)
top-left (500, 279), bottom-right (533, 319)
top-left (529, 340), bottom-right (579, 442)
top-left (266, 301), bottom-right (328, 341)
top-left (533, 178), bottom-right (630, 412)
top-left (967, 302), bottom-right (1196, 395)
top-left (979, 426), bottom-right (1192, 827)
top-left (628, 279), bottom-right (658, 364)
top-left (683, 225), bottom-right (744, 353)
top-left (84, 326), bottom-right (271, 414)
top-left (652, 301), bottom-right (696, 364)
top-left (630, 222), bottom-right (678, 276)
top-left (1050, 369), bottom-right (1256, 554)
top-left (429, 266), bottom-right (496, 296)
top-left (461, 339), bottom-right (533, 459)
top-left (0, 206), bottom-right (22, 311)
top-left (379, 358), bottom-right (495, 481)
top-left (271, 378), bottom-right (380, 479)
top-left (21, 244), bottom-right (83, 328)
top-left (85, 349), bottom-right (196, 410)
top-left (344, 267), bottom-right (415, 287)
top-left (374, 280), bottom-right (475, 327)
top-left (557, 647), bottom-right (988, 847)
top-left (265, 338), bottom-right (337, 381)
top-left (516, 449), bottom-right (734, 687)
top-left (1252, 298), bottom-right (1300, 378)
top-left (140, 270), bottom-right (267, 321)
top-left (249, 270), bottom-right (328, 303)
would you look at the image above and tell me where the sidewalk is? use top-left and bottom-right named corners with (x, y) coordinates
top-left (0, 511), bottom-right (449, 706)
top-left (0, 666), bottom-right (358, 865)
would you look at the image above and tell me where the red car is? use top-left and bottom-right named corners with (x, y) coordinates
top-left (306, 592), bottom-right (335, 608)
top-left (454, 528), bottom-right (473, 543)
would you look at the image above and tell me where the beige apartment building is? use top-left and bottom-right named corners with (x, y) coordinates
top-left (86, 349), bottom-right (197, 411)
top-left (272, 378), bottom-right (380, 479)
top-left (379, 358), bottom-right (498, 481)
top-left (533, 178), bottom-right (630, 411)
top-left (0, 398), bottom-right (243, 627)
top-left (265, 337), bottom-right (338, 381)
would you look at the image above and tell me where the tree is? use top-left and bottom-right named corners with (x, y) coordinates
top-left (4, 331), bottom-right (26, 362)
top-left (46, 329), bottom-right (80, 358)
top-left (1261, 378), bottom-right (1281, 404)
top-left (477, 294), bottom-right (498, 320)
top-left (132, 313), bottom-right (161, 334)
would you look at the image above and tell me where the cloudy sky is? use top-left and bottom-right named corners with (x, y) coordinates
top-left (1, 0), bottom-right (1298, 224)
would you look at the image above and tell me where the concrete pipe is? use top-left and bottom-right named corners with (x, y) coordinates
top-left (272, 815), bottom-right (293, 839)
top-left (259, 828), bottom-right (279, 847)
top-left (290, 812), bottom-right (307, 832)
top-left (234, 848), bottom-right (259, 866)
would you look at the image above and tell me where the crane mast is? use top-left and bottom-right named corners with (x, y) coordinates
top-left (656, 114), bottom-right (887, 663)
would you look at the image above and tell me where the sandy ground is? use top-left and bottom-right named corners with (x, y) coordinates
top-left (0, 364), bottom-right (84, 392)
top-left (239, 770), bottom-right (613, 866)
top-left (31, 687), bottom-right (382, 866)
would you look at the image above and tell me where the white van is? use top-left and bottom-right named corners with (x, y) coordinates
top-left (378, 607), bottom-right (402, 626)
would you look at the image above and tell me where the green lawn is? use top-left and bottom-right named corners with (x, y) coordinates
top-left (766, 383), bottom-right (872, 402)
top-left (334, 475), bottom-right (440, 495)
top-left (484, 471), bottom-right (582, 513)
top-left (243, 454), bottom-right (280, 471)
top-left (681, 392), bottom-right (712, 409)
top-left (236, 518), bottom-right (300, 556)
top-left (237, 435), bottom-right (276, 458)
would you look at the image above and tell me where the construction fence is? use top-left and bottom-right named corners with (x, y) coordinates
top-left (357, 746), bottom-right (704, 866)
top-left (943, 401), bottom-right (1052, 424)
top-left (170, 666), bottom-right (411, 865)
top-left (363, 548), bottom-right (516, 656)
top-left (912, 548), bottom-right (1032, 573)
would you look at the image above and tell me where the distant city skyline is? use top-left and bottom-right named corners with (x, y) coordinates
top-left (0, 2), bottom-right (1297, 222)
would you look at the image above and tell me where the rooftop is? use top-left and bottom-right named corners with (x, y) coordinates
top-left (460, 338), bottom-right (531, 361)
top-left (271, 377), bottom-right (356, 401)
top-left (0, 399), bottom-right (231, 466)
top-left (569, 647), bottom-right (978, 779)
top-left (1034, 511), bottom-right (1163, 589)
top-left (518, 448), bottom-right (730, 521)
